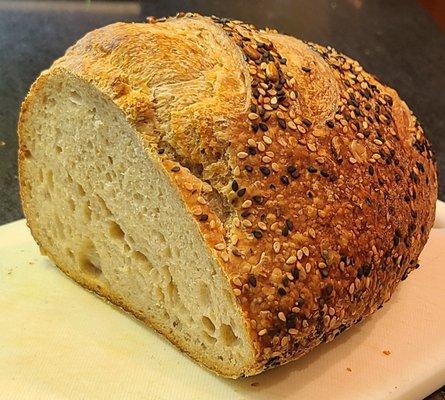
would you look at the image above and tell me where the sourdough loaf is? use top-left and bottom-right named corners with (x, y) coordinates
top-left (18, 14), bottom-right (437, 377)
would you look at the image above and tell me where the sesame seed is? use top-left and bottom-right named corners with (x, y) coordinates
top-left (263, 135), bottom-right (272, 144)
top-left (259, 122), bottom-right (268, 131)
top-left (260, 165), bottom-right (271, 175)
top-left (280, 175), bottom-right (290, 185)
top-left (278, 312), bottom-right (286, 322)
top-left (171, 166), bottom-right (180, 172)
top-left (242, 199), bottom-right (252, 208)
top-left (248, 112), bottom-right (259, 120)
top-left (307, 166), bottom-right (318, 173)
top-left (326, 120), bottom-right (335, 128)
top-left (289, 328), bottom-right (299, 335)
top-left (214, 243), bottom-right (226, 250)
top-left (258, 329), bottom-right (267, 336)
top-left (199, 214), bottom-right (208, 222)
top-left (288, 120), bottom-right (297, 130)
top-left (253, 230), bottom-right (263, 239)
top-left (233, 288), bottom-right (242, 296)
top-left (237, 151), bottom-right (248, 159)
top-left (197, 196), bottom-right (207, 205)
top-left (233, 276), bottom-right (242, 286)
top-left (237, 188), bottom-right (246, 197)
top-left (302, 118), bottom-right (312, 126)
top-left (302, 66), bottom-right (311, 72)
top-left (286, 255), bottom-right (297, 264)
top-left (273, 242), bottom-right (281, 253)
top-left (248, 275), bottom-right (257, 287)
top-left (231, 180), bottom-right (239, 192)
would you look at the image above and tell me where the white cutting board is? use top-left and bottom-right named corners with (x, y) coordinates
top-left (1, 204), bottom-right (445, 400)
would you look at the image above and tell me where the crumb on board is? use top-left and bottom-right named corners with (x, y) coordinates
top-left (0, 140), bottom-right (5, 147)
top-left (250, 382), bottom-right (260, 387)
top-left (346, 367), bottom-right (352, 372)
top-left (383, 350), bottom-right (391, 356)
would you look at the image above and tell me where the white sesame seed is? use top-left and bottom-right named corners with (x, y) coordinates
top-left (247, 138), bottom-right (256, 147)
top-left (233, 277), bottom-right (242, 286)
top-left (237, 151), bottom-right (248, 159)
top-left (263, 135), bottom-right (272, 144)
top-left (242, 200), bottom-right (252, 208)
top-left (258, 142), bottom-right (266, 152)
top-left (214, 243), bottom-right (226, 250)
top-left (234, 288), bottom-right (242, 296)
top-left (197, 196), bottom-right (207, 205)
top-left (286, 255), bottom-right (297, 264)
top-left (273, 241), bottom-right (281, 253)
top-left (258, 329), bottom-right (267, 336)
top-left (278, 312), bottom-right (286, 322)
top-left (248, 112), bottom-right (259, 120)
top-left (288, 121), bottom-right (297, 130)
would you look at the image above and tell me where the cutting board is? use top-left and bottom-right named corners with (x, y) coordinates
top-left (1, 206), bottom-right (444, 400)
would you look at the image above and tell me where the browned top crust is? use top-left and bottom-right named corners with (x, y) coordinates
top-left (52, 13), bottom-right (437, 374)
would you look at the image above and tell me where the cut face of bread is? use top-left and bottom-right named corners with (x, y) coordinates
top-left (19, 70), bottom-right (255, 377)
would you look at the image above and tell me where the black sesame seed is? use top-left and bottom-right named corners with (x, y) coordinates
top-left (241, 210), bottom-right (250, 218)
top-left (171, 166), bottom-right (180, 172)
top-left (199, 214), bottom-right (208, 222)
top-left (320, 170), bottom-right (329, 178)
top-left (287, 165), bottom-right (296, 173)
top-left (363, 264), bottom-right (372, 277)
top-left (291, 171), bottom-right (301, 179)
top-left (282, 226), bottom-right (289, 237)
top-left (278, 119), bottom-right (287, 129)
top-left (302, 66), bottom-right (311, 72)
top-left (282, 276), bottom-right (290, 286)
top-left (307, 166), bottom-right (317, 173)
top-left (237, 188), bottom-right (246, 197)
top-left (302, 118), bottom-right (312, 126)
top-left (357, 266), bottom-right (364, 279)
top-left (248, 146), bottom-right (257, 155)
top-left (260, 165), bottom-right (271, 176)
top-left (245, 165), bottom-right (253, 173)
top-left (326, 120), bottom-right (335, 128)
top-left (291, 267), bottom-right (299, 279)
top-left (157, 148), bottom-right (165, 154)
top-left (253, 195), bottom-right (264, 204)
top-left (320, 269), bottom-right (329, 278)
top-left (368, 165), bottom-right (374, 176)
top-left (279, 58), bottom-right (287, 65)
top-left (278, 287), bottom-right (287, 296)
top-left (248, 275), bottom-right (257, 287)
top-left (395, 173), bottom-right (401, 182)
top-left (231, 180), bottom-right (239, 192)
top-left (259, 122), bottom-right (268, 132)
top-left (253, 230), bottom-right (263, 239)
top-left (286, 312), bottom-right (297, 328)
top-left (250, 104), bottom-right (257, 113)
top-left (251, 123), bottom-right (259, 133)
top-left (280, 175), bottom-right (290, 185)
top-left (285, 219), bottom-right (293, 231)
top-left (393, 234), bottom-right (400, 246)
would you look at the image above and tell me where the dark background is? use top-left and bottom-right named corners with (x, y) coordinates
top-left (0, 1), bottom-right (444, 398)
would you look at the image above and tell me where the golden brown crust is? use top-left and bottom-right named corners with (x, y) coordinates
top-left (19, 14), bottom-right (437, 377)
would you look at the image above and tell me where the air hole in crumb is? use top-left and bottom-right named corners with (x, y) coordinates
top-left (203, 332), bottom-right (217, 344)
top-left (69, 90), bottom-right (82, 105)
top-left (154, 231), bottom-right (167, 244)
top-left (68, 198), bottom-right (76, 211)
top-left (202, 316), bottom-right (216, 333)
top-left (220, 324), bottom-right (238, 346)
top-left (55, 145), bottom-right (62, 154)
top-left (83, 202), bottom-right (92, 221)
top-left (109, 220), bottom-right (124, 239)
top-left (47, 170), bottom-right (54, 190)
top-left (107, 155), bottom-right (113, 165)
top-left (67, 174), bottom-right (73, 184)
top-left (76, 183), bottom-right (86, 196)
top-left (163, 245), bottom-right (172, 258)
top-left (67, 249), bottom-right (75, 261)
top-left (79, 241), bottom-right (102, 278)
top-left (96, 196), bottom-right (112, 216)
top-left (167, 280), bottom-right (179, 304)
top-left (22, 147), bottom-right (32, 159)
top-left (105, 172), bottom-right (113, 182)
top-left (199, 282), bottom-right (211, 305)
top-left (132, 250), bottom-right (149, 263)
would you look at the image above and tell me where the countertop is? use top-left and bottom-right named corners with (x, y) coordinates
top-left (0, 1), bottom-right (444, 399)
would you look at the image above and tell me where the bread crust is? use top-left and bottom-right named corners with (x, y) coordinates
top-left (18, 14), bottom-right (437, 377)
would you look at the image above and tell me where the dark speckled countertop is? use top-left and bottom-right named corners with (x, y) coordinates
top-left (0, 1), bottom-right (444, 399)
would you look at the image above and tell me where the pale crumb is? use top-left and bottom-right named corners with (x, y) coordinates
top-left (383, 350), bottom-right (391, 356)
